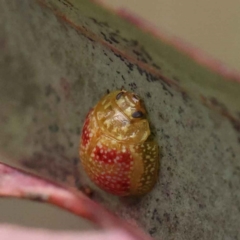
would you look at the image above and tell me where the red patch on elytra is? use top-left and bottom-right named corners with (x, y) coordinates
top-left (91, 145), bottom-right (133, 195)
top-left (94, 174), bottom-right (130, 195)
top-left (93, 145), bottom-right (132, 166)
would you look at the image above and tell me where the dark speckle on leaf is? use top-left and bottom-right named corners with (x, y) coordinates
top-left (45, 84), bottom-right (54, 97)
top-left (48, 124), bottom-right (59, 132)
top-left (161, 83), bottom-right (173, 97)
top-left (146, 92), bottom-right (151, 98)
top-left (109, 36), bottom-right (119, 44)
top-left (164, 212), bottom-right (170, 222)
top-left (149, 227), bottom-right (157, 235)
top-left (152, 63), bottom-right (161, 69)
top-left (76, 127), bottom-right (81, 135)
top-left (178, 106), bottom-right (184, 114)
top-left (129, 82), bottom-right (137, 91)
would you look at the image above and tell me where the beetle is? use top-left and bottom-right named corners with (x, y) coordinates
top-left (79, 89), bottom-right (159, 196)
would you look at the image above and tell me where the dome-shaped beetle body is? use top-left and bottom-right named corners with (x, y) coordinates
top-left (79, 89), bottom-right (159, 196)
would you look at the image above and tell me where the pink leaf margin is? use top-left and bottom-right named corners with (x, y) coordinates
top-left (0, 224), bottom-right (142, 240)
top-left (0, 162), bottom-right (153, 240)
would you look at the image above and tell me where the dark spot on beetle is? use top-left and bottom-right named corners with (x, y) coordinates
top-left (49, 124), bottom-right (59, 133)
top-left (116, 71), bottom-right (120, 74)
top-left (122, 120), bottom-right (128, 126)
top-left (109, 57), bottom-right (113, 62)
top-left (120, 85), bottom-right (125, 91)
top-left (133, 94), bottom-right (139, 100)
top-left (132, 111), bottom-right (144, 118)
top-left (116, 91), bottom-right (124, 100)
